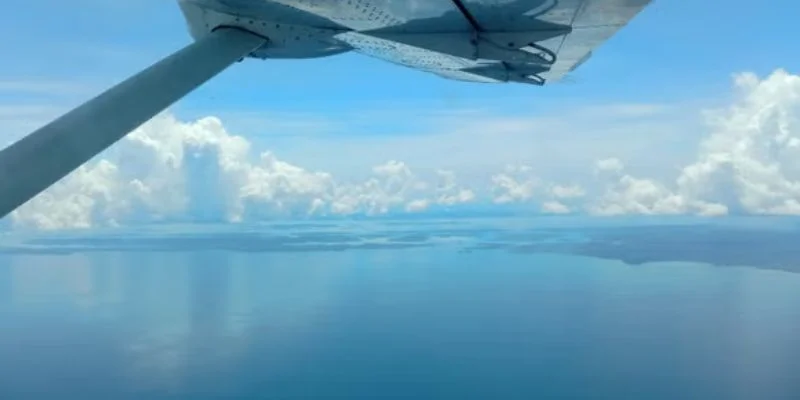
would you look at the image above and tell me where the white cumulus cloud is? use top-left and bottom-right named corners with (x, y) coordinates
top-left (676, 69), bottom-right (800, 215)
top-left (587, 69), bottom-right (800, 217)
top-left (9, 114), bottom-right (482, 229)
top-left (491, 165), bottom-right (538, 204)
top-left (4, 68), bottom-right (800, 230)
top-left (434, 169), bottom-right (475, 206)
top-left (541, 201), bottom-right (571, 214)
top-left (595, 157), bottom-right (625, 174)
top-left (550, 184), bottom-right (586, 199)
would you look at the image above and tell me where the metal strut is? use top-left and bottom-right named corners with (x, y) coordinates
top-left (0, 28), bottom-right (267, 220)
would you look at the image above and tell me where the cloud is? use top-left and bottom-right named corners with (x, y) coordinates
top-left (595, 158), bottom-right (624, 174)
top-left (589, 153), bottom-right (730, 217)
top-left (588, 69), bottom-right (800, 217)
top-left (676, 69), bottom-right (800, 215)
top-left (541, 201), bottom-right (571, 214)
top-left (491, 165), bottom-right (537, 204)
top-left (7, 114), bottom-right (486, 229)
top-left (405, 199), bottom-right (430, 213)
top-left (4, 68), bottom-right (800, 230)
top-left (550, 184), bottom-right (585, 199)
top-left (434, 169), bottom-right (476, 206)
top-left (10, 160), bottom-right (127, 230)
top-left (489, 166), bottom-right (586, 214)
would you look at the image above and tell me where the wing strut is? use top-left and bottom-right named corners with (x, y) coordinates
top-left (0, 28), bottom-right (266, 220)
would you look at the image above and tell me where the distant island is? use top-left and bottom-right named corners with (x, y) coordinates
top-left (2, 217), bottom-right (800, 273)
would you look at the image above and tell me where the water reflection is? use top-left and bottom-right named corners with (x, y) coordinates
top-left (0, 249), bottom-right (799, 398)
top-left (0, 254), bottom-right (130, 398)
top-left (0, 257), bottom-right (10, 307)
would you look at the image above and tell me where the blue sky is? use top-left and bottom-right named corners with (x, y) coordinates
top-left (1, 0), bottom-right (799, 230)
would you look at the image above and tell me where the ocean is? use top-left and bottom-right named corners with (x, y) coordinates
top-left (1, 218), bottom-right (799, 399)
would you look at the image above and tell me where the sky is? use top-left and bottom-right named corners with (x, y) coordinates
top-left (0, 0), bottom-right (799, 230)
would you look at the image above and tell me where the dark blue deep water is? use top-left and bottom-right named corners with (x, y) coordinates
top-left (1, 219), bottom-right (800, 399)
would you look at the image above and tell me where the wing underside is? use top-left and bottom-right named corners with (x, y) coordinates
top-left (329, 0), bottom-right (652, 85)
top-left (182, 0), bottom-right (652, 85)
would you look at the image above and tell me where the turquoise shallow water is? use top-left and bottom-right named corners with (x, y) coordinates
top-left (2, 218), bottom-right (800, 399)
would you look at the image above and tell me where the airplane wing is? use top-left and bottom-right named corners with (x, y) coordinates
top-left (185, 0), bottom-right (651, 85)
top-left (335, 0), bottom-right (653, 85)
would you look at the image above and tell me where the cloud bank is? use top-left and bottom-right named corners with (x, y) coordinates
top-left (4, 69), bottom-right (800, 230)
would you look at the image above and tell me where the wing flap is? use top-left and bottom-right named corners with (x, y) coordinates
top-left (455, 0), bottom-right (652, 82)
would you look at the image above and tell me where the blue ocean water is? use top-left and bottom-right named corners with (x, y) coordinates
top-left (1, 220), bottom-right (800, 399)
